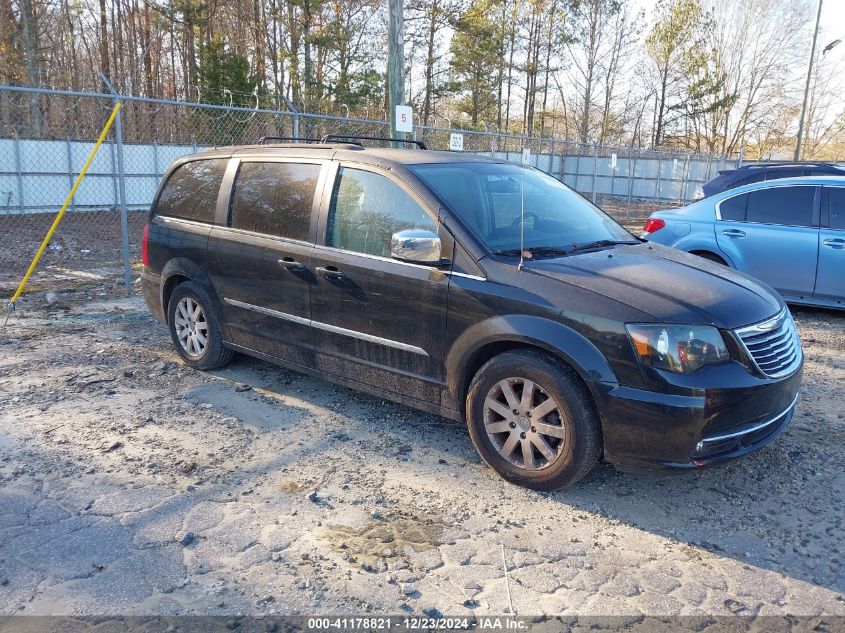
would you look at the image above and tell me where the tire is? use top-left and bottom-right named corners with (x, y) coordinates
top-left (465, 349), bottom-right (601, 491)
top-left (692, 251), bottom-right (727, 266)
top-left (167, 281), bottom-right (234, 370)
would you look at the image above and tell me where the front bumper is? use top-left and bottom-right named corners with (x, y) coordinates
top-left (691, 393), bottom-right (797, 461)
top-left (597, 361), bottom-right (803, 472)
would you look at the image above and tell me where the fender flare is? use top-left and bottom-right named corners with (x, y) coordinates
top-left (159, 258), bottom-right (222, 317)
top-left (444, 314), bottom-right (619, 412)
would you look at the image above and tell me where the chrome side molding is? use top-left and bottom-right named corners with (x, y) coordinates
top-left (223, 298), bottom-right (429, 357)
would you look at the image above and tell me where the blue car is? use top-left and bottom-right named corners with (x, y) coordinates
top-left (643, 176), bottom-right (845, 310)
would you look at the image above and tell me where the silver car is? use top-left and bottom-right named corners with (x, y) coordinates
top-left (643, 176), bottom-right (845, 310)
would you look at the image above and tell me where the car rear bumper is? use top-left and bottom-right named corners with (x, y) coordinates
top-left (596, 362), bottom-right (803, 472)
top-left (141, 269), bottom-right (166, 323)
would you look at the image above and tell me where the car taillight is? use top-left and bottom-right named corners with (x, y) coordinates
top-left (142, 223), bottom-right (149, 267)
top-left (643, 218), bottom-right (665, 234)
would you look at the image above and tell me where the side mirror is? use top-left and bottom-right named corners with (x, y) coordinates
top-left (390, 229), bottom-right (442, 265)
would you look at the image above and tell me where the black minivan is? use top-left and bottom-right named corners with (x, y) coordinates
top-left (141, 140), bottom-right (803, 490)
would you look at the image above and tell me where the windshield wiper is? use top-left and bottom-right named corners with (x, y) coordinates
top-left (526, 246), bottom-right (573, 257)
top-left (491, 246), bottom-right (573, 259)
top-left (491, 248), bottom-right (524, 257)
top-left (493, 242), bottom-right (636, 259)
top-left (568, 239), bottom-right (639, 253)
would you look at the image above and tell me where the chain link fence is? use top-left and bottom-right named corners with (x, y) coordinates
top-left (0, 90), bottom-right (131, 304)
top-left (0, 85), bottom-right (735, 304)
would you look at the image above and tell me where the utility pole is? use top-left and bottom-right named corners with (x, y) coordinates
top-left (795, 0), bottom-right (823, 161)
top-left (388, 0), bottom-right (406, 146)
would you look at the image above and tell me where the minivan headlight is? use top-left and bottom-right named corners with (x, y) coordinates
top-left (626, 324), bottom-right (730, 373)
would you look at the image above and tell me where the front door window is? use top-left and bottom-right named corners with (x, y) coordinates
top-left (326, 167), bottom-right (437, 258)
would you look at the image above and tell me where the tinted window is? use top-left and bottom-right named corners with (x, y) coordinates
top-left (829, 187), bottom-right (845, 230)
top-left (156, 159), bottom-right (227, 222)
top-left (746, 186), bottom-right (815, 226)
top-left (735, 171), bottom-right (766, 187)
top-left (765, 168), bottom-right (805, 181)
top-left (720, 193), bottom-right (748, 221)
top-left (229, 161), bottom-right (320, 241)
top-left (327, 167), bottom-right (436, 257)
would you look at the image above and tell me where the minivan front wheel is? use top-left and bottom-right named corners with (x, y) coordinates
top-left (466, 350), bottom-right (601, 490)
top-left (167, 281), bottom-right (234, 370)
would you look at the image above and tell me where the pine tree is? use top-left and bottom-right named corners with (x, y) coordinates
top-left (449, 0), bottom-right (500, 127)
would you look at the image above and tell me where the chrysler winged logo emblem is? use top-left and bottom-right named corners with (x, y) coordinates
top-left (754, 313), bottom-right (784, 333)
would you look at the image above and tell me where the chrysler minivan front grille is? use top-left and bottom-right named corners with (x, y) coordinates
top-left (735, 309), bottom-right (802, 378)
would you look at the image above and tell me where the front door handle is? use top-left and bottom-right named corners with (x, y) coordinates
top-left (278, 257), bottom-right (305, 271)
top-left (722, 228), bottom-right (746, 238)
top-left (316, 265), bottom-right (345, 280)
top-left (823, 238), bottom-right (845, 250)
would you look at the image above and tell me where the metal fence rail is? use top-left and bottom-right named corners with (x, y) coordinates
top-left (0, 84), bottom-right (736, 303)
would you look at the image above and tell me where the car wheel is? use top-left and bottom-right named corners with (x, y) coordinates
top-left (465, 349), bottom-right (601, 490)
top-left (167, 281), bottom-right (234, 370)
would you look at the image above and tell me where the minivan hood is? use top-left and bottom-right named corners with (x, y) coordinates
top-left (527, 243), bottom-right (783, 329)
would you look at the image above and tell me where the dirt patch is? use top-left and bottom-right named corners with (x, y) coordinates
top-left (324, 518), bottom-right (449, 565)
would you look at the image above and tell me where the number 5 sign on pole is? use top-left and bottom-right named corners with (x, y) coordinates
top-left (395, 105), bottom-right (413, 134)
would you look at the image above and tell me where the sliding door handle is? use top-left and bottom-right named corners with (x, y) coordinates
top-left (278, 257), bottom-right (305, 271)
top-left (316, 266), bottom-right (345, 280)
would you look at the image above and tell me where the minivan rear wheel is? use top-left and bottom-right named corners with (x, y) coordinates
top-left (167, 281), bottom-right (234, 370)
top-left (466, 350), bottom-right (601, 490)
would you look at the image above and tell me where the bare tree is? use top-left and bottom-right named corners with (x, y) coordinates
top-left (566, 0), bottom-right (622, 144)
top-left (1, 0), bottom-right (842, 158)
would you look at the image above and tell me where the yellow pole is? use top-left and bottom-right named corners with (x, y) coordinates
top-left (7, 101), bottom-right (123, 306)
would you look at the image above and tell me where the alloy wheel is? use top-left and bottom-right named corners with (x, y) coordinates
top-left (483, 377), bottom-right (567, 471)
top-left (174, 296), bottom-right (208, 358)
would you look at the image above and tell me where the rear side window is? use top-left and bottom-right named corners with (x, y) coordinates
top-left (156, 159), bottom-right (227, 222)
top-left (734, 171), bottom-right (766, 187)
top-left (765, 168), bottom-right (805, 181)
top-left (719, 193), bottom-right (748, 221)
top-left (746, 186), bottom-right (815, 227)
top-left (229, 161), bottom-right (320, 241)
top-left (327, 167), bottom-right (436, 258)
top-left (828, 187), bottom-right (845, 230)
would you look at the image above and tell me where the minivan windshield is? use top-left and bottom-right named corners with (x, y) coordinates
top-left (410, 162), bottom-right (636, 256)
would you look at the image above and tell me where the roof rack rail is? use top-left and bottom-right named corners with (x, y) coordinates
top-left (737, 161), bottom-right (843, 169)
top-left (257, 136), bottom-right (324, 145)
top-left (320, 134), bottom-right (428, 150)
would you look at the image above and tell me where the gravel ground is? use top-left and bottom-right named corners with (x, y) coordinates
top-left (0, 287), bottom-right (844, 620)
